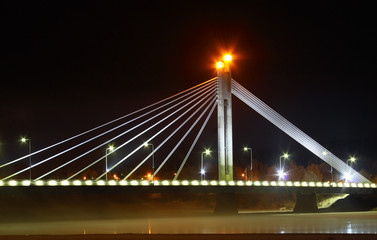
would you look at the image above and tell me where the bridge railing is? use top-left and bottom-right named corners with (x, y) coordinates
top-left (1, 179), bottom-right (376, 189)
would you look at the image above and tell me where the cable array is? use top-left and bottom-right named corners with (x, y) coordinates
top-left (1, 78), bottom-right (217, 181)
top-left (1, 76), bottom-right (369, 184)
top-left (232, 79), bottom-right (370, 183)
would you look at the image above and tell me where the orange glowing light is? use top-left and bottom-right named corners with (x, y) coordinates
top-left (113, 174), bottom-right (120, 181)
top-left (147, 173), bottom-right (152, 179)
top-left (216, 61), bottom-right (224, 69)
top-left (224, 54), bottom-right (232, 62)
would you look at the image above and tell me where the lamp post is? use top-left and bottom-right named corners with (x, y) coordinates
top-left (243, 147), bottom-right (252, 180)
top-left (20, 137), bottom-right (31, 181)
top-left (201, 149), bottom-right (211, 180)
top-left (105, 145), bottom-right (115, 181)
top-left (144, 142), bottom-right (155, 181)
top-left (347, 156), bottom-right (356, 167)
top-left (279, 153), bottom-right (289, 171)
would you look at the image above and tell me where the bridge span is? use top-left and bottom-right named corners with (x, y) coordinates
top-left (1, 179), bottom-right (376, 194)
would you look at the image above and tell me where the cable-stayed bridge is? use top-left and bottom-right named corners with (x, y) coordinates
top-left (0, 56), bottom-right (374, 199)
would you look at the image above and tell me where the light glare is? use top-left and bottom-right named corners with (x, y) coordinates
top-left (224, 55), bottom-right (232, 62)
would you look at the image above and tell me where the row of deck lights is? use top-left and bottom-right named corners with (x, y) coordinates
top-left (0, 179), bottom-right (375, 189)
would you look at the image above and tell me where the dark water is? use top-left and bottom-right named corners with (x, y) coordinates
top-left (1, 211), bottom-right (377, 235)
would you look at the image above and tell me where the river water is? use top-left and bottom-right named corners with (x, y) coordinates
top-left (1, 211), bottom-right (377, 235)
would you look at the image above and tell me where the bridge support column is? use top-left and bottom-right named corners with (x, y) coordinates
top-left (214, 192), bottom-right (238, 215)
top-left (217, 58), bottom-right (233, 181)
top-left (293, 193), bottom-right (319, 213)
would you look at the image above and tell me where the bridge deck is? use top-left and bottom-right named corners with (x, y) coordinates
top-left (1, 180), bottom-right (376, 194)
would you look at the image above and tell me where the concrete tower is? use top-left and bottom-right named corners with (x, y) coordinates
top-left (217, 56), bottom-right (233, 181)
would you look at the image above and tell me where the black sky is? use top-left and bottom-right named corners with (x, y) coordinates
top-left (1, 1), bottom-right (376, 172)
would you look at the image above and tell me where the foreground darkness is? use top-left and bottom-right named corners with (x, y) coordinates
top-left (1, 189), bottom-right (377, 224)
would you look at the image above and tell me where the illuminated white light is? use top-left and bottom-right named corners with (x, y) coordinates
top-left (84, 180), bottom-right (93, 186)
top-left (301, 182), bottom-right (308, 187)
top-left (141, 180), bottom-right (150, 186)
top-left (200, 180), bottom-right (208, 186)
top-left (228, 181), bottom-right (235, 186)
top-left (278, 181), bottom-right (285, 186)
top-left (277, 169), bottom-right (287, 180)
top-left (119, 180), bottom-right (128, 186)
top-left (108, 180), bottom-right (117, 186)
top-left (172, 180), bottom-right (180, 186)
top-left (294, 181), bottom-right (300, 187)
top-left (371, 184), bottom-right (376, 188)
top-left (253, 181), bottom-right (261, 186)
top-left (0, 181), bottom-right (4, 186)
top-left (219, 181), bottom-right (226, 186)
top-left (323, 182), bottom-right (330, 187)
top-left (262, 181), bottom-right (269, 186)
top-left (331, 182), bottom-right (337, 187)
top-left (344, 183), bottom-right (350, 188)
top-left (73, 180), bottom-right (82, 186)
top-left (343, 172), bottom-right (352, 182)
top-left (210, 180), bottom-right (218, 186)
top-left (357, 183), bottom-right (363, 188)
top-left (337, 183), bottom-right (344, 187)
top-left (48, 180), bottom-right (58, 186)
top-left (8, 180), bottom-right (18, 186)
top-left (316, 182), bottom-right (322, 187)
top-left (364, 183), bottom-right (370, 188)
top-left (191, 180), bottom-right (199, 186)
top-left (237, 181), bottom-right (245, 186)
top-left (309, 182), bottom-right (315, 187)
top-left (35, 180), bottom-right (44, 186)
top-left (130, 180), bottom-right (139, 186)
top-left (153, 180), bottom-right (160, 186)
top-left (270, 181), bottom-right (277, 186)
top-left (181, 180), bottom-right (189, 185)
top-left (351, 183), bottom-right (357, 188)
top-left (286, 181), bottom-right (293, 186)
top-left (162, 180), bottom-right (170, 186)
top-left (60, 180), bottom-right (70, 186)
top-left (96, 180), bottom-right (106, 186)
top-left (246, 181), bottom-right (252, 186)
top-left (21, 180), bottom-right (31, 186)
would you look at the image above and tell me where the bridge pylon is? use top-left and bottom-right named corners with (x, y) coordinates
top-left (217, 56), bottom-right (233, 181)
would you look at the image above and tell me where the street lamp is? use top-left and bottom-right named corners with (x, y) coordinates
top-left (144, 142), bottom-right (155, 182)
top-left (347, 156), bottom-right (356, 167)
top-left (279, 153), bottom-right (289, 171)
top-left (243, 147), bottom-right (252, 180)
top-left (105, 145), bottom-right (115, 181)
top-left (201, 149), bottom-right (211, 180)
top-left (343, 172), bottom-right (352, 183)
top-left (20, 137), bottom-right (31, 181)
top-left (277, 169), bottom-right (287, 180)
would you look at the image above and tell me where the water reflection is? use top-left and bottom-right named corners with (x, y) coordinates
top-left (1, 212), bottom-right (377, 235)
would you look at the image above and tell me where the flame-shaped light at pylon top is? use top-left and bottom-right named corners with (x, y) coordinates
top-left (224, 54), bottom-right (232, 62)
top-left (216, 61), bottom-right (224, 69)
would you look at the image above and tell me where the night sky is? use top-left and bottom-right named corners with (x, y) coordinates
top-left (1, 1), bottom-right (376, 176)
